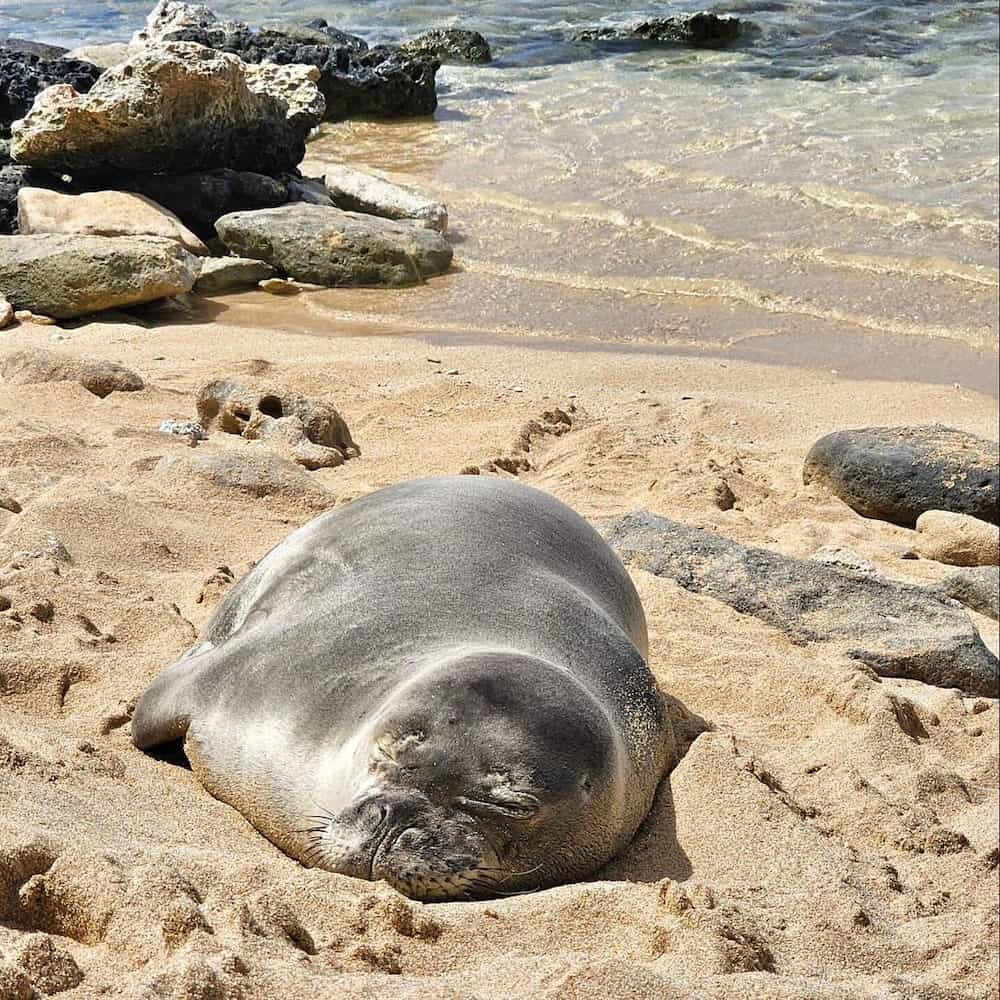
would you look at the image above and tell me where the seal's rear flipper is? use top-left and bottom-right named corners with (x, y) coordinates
top-left (131, 648), bottom-right (215, 750)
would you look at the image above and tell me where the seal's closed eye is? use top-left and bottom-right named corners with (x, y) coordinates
top-left (453, 794), bottom-right (540, 820)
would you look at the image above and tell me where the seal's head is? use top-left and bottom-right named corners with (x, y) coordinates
top-left (307, 651), bottom-right (629, 901)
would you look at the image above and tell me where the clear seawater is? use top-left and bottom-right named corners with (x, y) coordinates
top-left (5, 2), bottom-right (999, 382)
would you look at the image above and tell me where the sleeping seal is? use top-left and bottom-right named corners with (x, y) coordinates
top-left (132, 475), bottom-right (671, 901)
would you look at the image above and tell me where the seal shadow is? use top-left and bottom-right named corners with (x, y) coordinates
top-left (594, 693), bottom-right (710, 885)
top-left (146, 739), bottom-right (192, 771)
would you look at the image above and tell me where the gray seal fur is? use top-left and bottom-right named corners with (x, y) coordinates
top-left (132, 475), bottom-right (671, 900)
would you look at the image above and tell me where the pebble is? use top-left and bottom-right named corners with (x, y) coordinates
top-left (159, 419), bottom-right (208, 441)
top-left (14, 310), bottom-right (57, 325)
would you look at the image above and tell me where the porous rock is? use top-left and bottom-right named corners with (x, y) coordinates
top-left (10, 42), bottom-right (312, 176)
top-left (194, 256), bottom-right (276, 295)
top-left (196, 377), bottom-right (359, 469)
top-left (604, 511), bottom-right (999, 697)
top-left (913, 510), bottom-right (999, 567)
top-left (65, 42), bottom-right (132, 68)
top-left (242, 60), bottom-right (326, 132)
top-left (400, 28), bottom-right (493, 64)
top-left (132, 3), bottom-right (436, 121)
top-left (803, 426), bottom-right (999, 527)
top-left (0, 48), bottom-right (102, 135)
top-left (0, 234), bottom-right (198, 318)
top-left (576, 13), bottom-right (745, 49)
top-left (2, 348), bottom-right (144, 398)
top-left (215, 203), bottom-right (453, 287)
top-left (16, 187), bottom-right (208, 254)
top-left (324, 164), bottom-right (448, 232)
top-left (939, 567), bottom-right (999, 621)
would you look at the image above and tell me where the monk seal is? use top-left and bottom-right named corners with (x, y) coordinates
top-left (132, 475), bottom-right (671, 901)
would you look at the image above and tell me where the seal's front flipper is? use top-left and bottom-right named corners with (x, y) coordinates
top-left (131, 646), bottom-right (215, 750)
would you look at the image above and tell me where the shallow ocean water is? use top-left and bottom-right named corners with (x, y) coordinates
top-left (5, 2), bottom-right (999, 385)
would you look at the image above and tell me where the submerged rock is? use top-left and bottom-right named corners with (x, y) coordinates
top-left (196, 377), bottom-right (359, 470)
top-left (10, 42), bottom-right (313, 176)
top-left (939, 567), bottom-right (1000, 621)
top-left (215, 204), bottom-right (453, 287)
top-left (16, 187), bottom-right (208, 254)
top-left (604, 511), bottom-right (999, 697)
top-left (913, 510), bottom-right (1000, 567)
top-left (804, 426), bottom-right (1000, 527)
top-left (324, 164), bottom-right (448, 232)
top-left (1, 349), bottom-right (144, 398)
top-left (194, 256), bottom-right (276, 295)
top-left (576, 13), bottom-right (746, 49)
top-left (0, 49), bottom-right (102, 135)
top-left (400, 28), bottom-right (493, 65)
top-left (0, 234), bottom-right (199, 318)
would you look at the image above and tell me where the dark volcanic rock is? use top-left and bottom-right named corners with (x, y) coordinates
top-left (804, 426), bottom-right (999, 527)
top-left (576, 13), bottom-right (745, 49)
top-left (262, 20), bottom-right (368, 53)
top-left (321, 46), bottom-right (439, 119)
top-left (400, 28), bottom-right (493, 65)
top-left (604, 511), bottom-right (999, 697)
top-left (940, 567), bottom-right (1000, 621)
top-left (0, 38), bottom-right (69, 60)
top-left (96, 170), bottom-right (290, 241)
top-left (0, 49), bottom-right (103, 136)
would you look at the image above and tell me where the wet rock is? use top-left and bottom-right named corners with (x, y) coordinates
top-left (939, 567), bottom-right (999, 621)
top-left (10, 42), bottom-right (311, 176)
top-left (400, 28), bottom-right (493, 64)
top-left (215, 203), bottom-right (453, 287)
top-left (324, 164), bottom-right (448, 232)
top-left (803, 426), bottom-right (1000, 527)
top-left (101, 169), bottom-right (289, 241)
top-left (2, 348), bottom-right (145, 398)
top-left (196, 377), bottom-right (359, 469)
top-left (0, 234), bottom-right (198, 318)
top-left (604, 511), bottom-right (999, 696)
top-left (0, 48), bottom-right (102, 136)
top-left (194, 256), bottom-right (276, 295)
top-left (320, 45), bottom-right (439, 120)
top-left (260, 20), bottom-right (368, 53)
top-left (576, 13), bottom-right (746, 49)
top-left (16, 187), bottom-right (208, 254)
top-left (912, 510), bottom-right (999, 567)
top-left (258, 278), bottom-right (299, 295)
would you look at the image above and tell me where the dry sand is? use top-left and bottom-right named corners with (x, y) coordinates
top-left (0, 305), bottom-right (997, 999)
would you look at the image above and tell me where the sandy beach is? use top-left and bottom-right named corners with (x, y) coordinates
top-left (1, 301), bottom-right (997, 997)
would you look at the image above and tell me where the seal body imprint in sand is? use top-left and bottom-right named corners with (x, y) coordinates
top-left (132, 476), bottom-right (671, 900)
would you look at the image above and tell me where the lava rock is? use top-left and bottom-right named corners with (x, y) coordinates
top-left (0, 234), bottom-right (199, 318)
top-left (0, 49), bottom-right (103, 136)
top-left (215, 203), bottom-right (453, 287)
top-left (324, 164), bottom-right (448, 231)
top-left (804, 426), bottom-right (999, 527)
top-left (400, 28), bottom-right (492, 64)
top-left (260, 20), bottom-right (367, 53)
top-left (576, 13), bottom-right (745, 49)
top-left (10, 42), bottom-right (312, 176)
top-left (0, 38), bottom-right (69, 60)
top-left (604, 511), bottom-right (999, 697)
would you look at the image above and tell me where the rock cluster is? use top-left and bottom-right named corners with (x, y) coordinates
top-left (576, 13), bottom-right (746, 49)
top-left (0, 2), bottom-right (460, 315)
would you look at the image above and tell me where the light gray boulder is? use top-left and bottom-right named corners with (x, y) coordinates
top-left (10, 43), bottom-right (315, 176)
top-left (939, 567), bottom-right (999, 621)
top-left (324, 164), bottom-right (448, 232)
top-left (194, 256), bottom-right (276, 295)
top-left (604, 511), bottom-right (999, 697)
top-left (215, 203), bottom-right (453, 287)
top-left (0, 234), bottom-right (198, 318)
